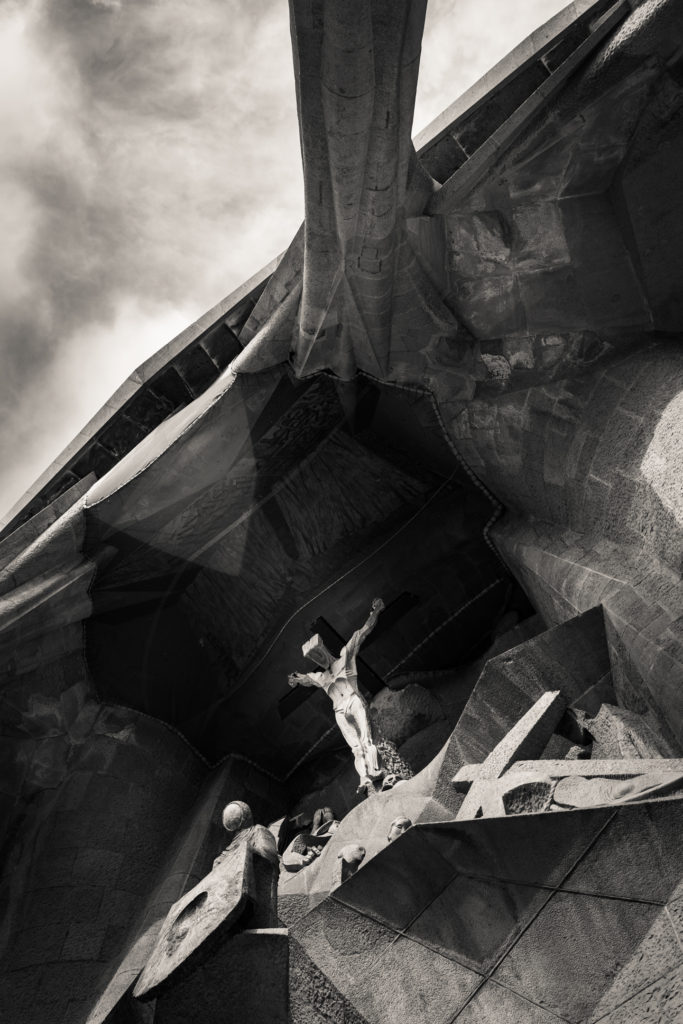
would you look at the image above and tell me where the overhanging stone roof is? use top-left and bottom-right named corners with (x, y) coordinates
top-left (0, 0), bottom-right (624, 540)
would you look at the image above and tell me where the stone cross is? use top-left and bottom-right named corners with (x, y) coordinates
top-left (453, 690), bottom-right (567, 819)
top-left (452, 691), bottom-right (683, 819)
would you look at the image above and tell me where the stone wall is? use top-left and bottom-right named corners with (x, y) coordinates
top-left (0, 698), bottom-right (205, 1024)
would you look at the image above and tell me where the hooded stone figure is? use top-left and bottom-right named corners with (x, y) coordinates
top-left (133, 800), bottom-right (279, 1001)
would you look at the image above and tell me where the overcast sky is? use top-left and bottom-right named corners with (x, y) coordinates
top-left (0, 0), bottom-right (568, 521)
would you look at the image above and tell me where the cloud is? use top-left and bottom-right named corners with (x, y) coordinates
top-left (0, 0), bottom-right (303, 519)
top-left (0, 0), bottom-right (568, 521)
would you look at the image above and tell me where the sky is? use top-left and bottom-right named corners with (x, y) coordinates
top-left (0, 0), bottom-right (569, 521)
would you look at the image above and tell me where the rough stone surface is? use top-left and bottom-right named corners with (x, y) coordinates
top-left (370, 683), bottom-right (445, 746)
top-left (153, 928), bottom-right (289, 1024)
top-left (398, 720), bottom-right (454, 773)
top-left (289, 937), bottom-right (368, 1024)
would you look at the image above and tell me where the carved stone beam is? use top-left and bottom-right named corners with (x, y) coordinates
top-left (290, 0), bottom-right (438, 380)
top-left (510, 758), bottom-right (683, 778)
top-left (236, 1), bottom-right (461, 384)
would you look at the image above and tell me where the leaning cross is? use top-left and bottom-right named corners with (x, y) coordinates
top-left (452, 691), bottom-right (683, 819)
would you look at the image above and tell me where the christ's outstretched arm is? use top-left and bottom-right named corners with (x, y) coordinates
top-left (288, 671), bottom-right (322, 689)
top-left (343, 598), bottom-right (385, 660)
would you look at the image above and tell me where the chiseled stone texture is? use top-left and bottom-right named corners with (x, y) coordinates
top-left (0, 707), bottom-right (205, 1024)
top-left (495, 514), bottom-right (683, 750)
top-left (289, 936), bottom-right (369, 1024)
top-left (493, 892), bottom-right (681, 1022)
top-left (370, 683), bottom-right (445, 747)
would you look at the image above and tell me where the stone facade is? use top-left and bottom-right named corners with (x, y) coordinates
top-left (1, 1), bottom-right (683, 1022)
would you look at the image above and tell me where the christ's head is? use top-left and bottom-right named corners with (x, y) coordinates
top-left (302, 633), bottom-right (334, 669)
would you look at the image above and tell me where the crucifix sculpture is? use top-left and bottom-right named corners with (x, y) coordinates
top-left (288, 598), bottom-right (386, 791)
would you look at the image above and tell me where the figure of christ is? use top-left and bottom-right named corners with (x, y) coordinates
top-left (288, 598), bottom-right (385, 790)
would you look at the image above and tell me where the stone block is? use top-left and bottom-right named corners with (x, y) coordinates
top-left (61, 921), bottom-right (108, 961)
top-left (562, 799), bottom-right (683, 902)
top-left (345, 935), bottom-right (480, 1024)
top-left (9, 922), bottom-right (70, 970)
top-left (331, 827), bottom-right (456, 932)
top-left (455, 274), bottom-right (526, 340)
top-left (417, 808), bottom-right (613, 891)
top-left (288, 936), bottom-right (368, 1024)
top-left (73, 847), bottom-right (125, 886)
top-left (493, 891), bottom-right (683, 1023)
top-left (34, 883), bottom-right (104, 924)
top-left (513, 201), bottom-right (569, 270)
top-left (153, 929), bottom-right (289, 1024)
top-left (518, 267), bottom-right (587, 332)
top-left (406, 873), bottom-right (548, 974)
top-left (291, 900), bottom-right (397, 994)
top-left (456, 979), bottom-right (570, 1023)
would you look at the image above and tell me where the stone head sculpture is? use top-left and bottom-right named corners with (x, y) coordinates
top-left (222, 800), bottom-right (253, 833)
top-left (387, 816), bottom-right (412, 842)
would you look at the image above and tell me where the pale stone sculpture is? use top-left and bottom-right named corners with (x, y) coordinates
top-left (288, 598), bottom-right (385, 791)
top-left (336, 844), bottom-right (366, 883)
top-left (452, 693), bottom-right (683, 820)
top-left (134, 800), bottom-right (279, 1000)
top-left (387, 816), bottom-right (412, 842)
top-left (281, 808), bottom-right (340, 872)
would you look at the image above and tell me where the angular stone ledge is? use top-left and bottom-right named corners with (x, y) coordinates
top-left (0, 257), bottom-right (280, 540)
top-left (415, 0), bottom-right (619, 179)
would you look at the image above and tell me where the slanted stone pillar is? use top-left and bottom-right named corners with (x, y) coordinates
top-left (134, 801), bottom-right (289, 1024)
top-left (153, 928), bottom-right (289, 1024)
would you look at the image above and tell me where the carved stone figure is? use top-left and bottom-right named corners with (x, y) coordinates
top-left (288, 598), bottom-right (385, 790)
top-left (281, 807), bottom-right (340, 872)
top-left (336, 844), bottom-right (366, 883)
top-left (134, 800), bottom-right (279, 1001)
top-left (387, 816), bottom-right (412, 842)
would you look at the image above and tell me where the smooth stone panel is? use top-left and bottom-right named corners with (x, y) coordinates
top-left (455, 979), bottom-right (569, 1023)
top-left (330, 826), bottom-right (457, 932)
top-left (417, 807), bottom-right (613, 888)
top-left (407, 874), bottom-right (550, 974)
